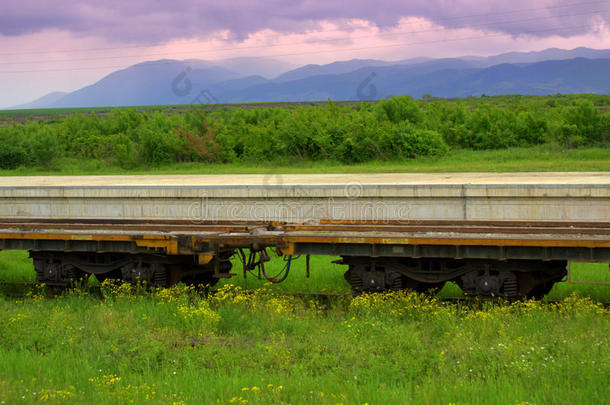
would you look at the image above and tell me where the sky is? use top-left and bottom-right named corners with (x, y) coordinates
top-left (1, 0), bottom-right (610, 108)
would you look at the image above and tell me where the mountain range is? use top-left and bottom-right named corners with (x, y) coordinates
top-left (9, 47), bottom-right (610, 109)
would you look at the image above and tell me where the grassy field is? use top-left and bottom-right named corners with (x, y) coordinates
top-left (0, 100), bottom-right (365, 117)
top-left (0, 252), bottom-right (609, 404)
top-left (0, 95), bottom-right (608, 403)
top-left (0, 146), bottom-right (609, 176)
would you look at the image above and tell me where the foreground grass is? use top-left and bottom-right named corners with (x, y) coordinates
top-left (0, 282), bottom-right (608, 404)
top-left (1, 146), bottom-right (609, 176)
top-left (0, 251), bottom-right (608, 404)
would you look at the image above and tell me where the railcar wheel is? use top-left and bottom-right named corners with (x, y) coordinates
top-left (31, 253), bottom-right (89, 287)
top-left (120, 262), bottom-right (169, 287)
top-left (344, 266), bottom-right (445, 294)
top-left (344, 265), bottom-right (398, 292)
top-left (457, 270), bottom-right (519, 298)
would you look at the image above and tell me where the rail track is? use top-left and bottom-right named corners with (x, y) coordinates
top-left (2, 218), bottom-right (610, 235)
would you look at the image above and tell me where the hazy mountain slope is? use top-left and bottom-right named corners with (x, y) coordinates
top-left (7, 48), bottom-right (610, 109)
top-left (9, 91), bottom-right (68, 109)
top-left (274, 59), bottom-right (394, 82)
top-left (221, 58), bottom-right (610, 101)
top-left (217, 57), bottom-right (296, 78)
top-left (270, 48), bottom-right (610, 83)
top-left (478, 47), bottom-right (610, 66)
top-left (413, 57), bottom-right (610, 97)
top-left (51, 60), bottom-right (239, 107)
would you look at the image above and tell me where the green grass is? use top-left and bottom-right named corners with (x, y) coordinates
top-left (1, 146), bottom-right (609, 176)
top-left (0, 269), bottom-right (608, 404)
top-left (0, 96), bottom-right (608, 403)
top-left (0, 94), bottom-right (607, 117)
top-left (0, 251), bottom-right (36, 282)
top-left (0, 100), bottom-right (363, 117)
top-left (0, 251), bottom-right (608, 404)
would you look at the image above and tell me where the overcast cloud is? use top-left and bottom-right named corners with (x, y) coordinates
top-left (1, 0), bottom-right (609, 108)
top-left (2, 0), bottom-right (609, 41)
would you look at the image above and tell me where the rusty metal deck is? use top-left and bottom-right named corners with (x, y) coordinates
top-left (1, 219), bottom-right (609, 256)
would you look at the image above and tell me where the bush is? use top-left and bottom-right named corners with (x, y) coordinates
top-left (109, 133), bottom-right (140, 169)
top-left (557, 123), bottom-right (586, 148)
top-left (515, 112), bottom-right (548, 146)
top-left (139, 128), bottom-right (185, 166)
top-left (380, 123), bottom-right (449, 158)
top-left (336, 115), bottom-right (382, 163)
top-left (563, 100), bottom-right (605, 145)
top-left (0, 128), bottom-right (29, 169)
top-left (29, 125), bottom-right (62, 168)
top-left (0, 94), bottom-right (607, 170)
top-left (377, 95), bottom-right (423, 124)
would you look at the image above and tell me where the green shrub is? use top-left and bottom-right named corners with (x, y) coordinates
top-left (515, 112), bottom-right (548, 146)
top-left (139, 128), bottom-right (185, 166)
top-left (0, 128), bottom-right (29, 169)
top-left (109, 133), bottom-right (140, 168)
top-left (28, 125), bottom-right (62, 168)
top-left (557, 123), bottom-right (586, 148)
top-left (336, 115), bottom-right (381, 163)
top-left (0, 94), bottom-right (607, 169)
top-left (563, 100), bottom-right (605, 145)
top-left (377, 95), bottom-right (423, 124)
top-left (380, 123), bottom-right (449, 158)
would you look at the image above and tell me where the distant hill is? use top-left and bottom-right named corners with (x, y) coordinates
top-left (209, 58), bottom-right (610, 102)
top-left (217, 57), bottom-right (296, 78)
top-left (468, 47), bottom-right (610, 66)
top-left (7, 47), bottom-right (610, 109)
top-left (10, 91), bottom-right (68, 109)
top-left (274, 59), bottom-right (396, 82)
top-left (49, 60), bottom-right (240, 108)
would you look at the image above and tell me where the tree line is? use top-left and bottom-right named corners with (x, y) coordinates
top-left (0, 94), bottom-right (608, 169)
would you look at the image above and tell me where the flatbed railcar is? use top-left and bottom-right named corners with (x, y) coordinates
top-left (0, 173), bottom-right (608, 298)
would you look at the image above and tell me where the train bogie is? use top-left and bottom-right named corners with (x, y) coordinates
top-left (29, 251), bottom-right (234, 287)
top-left (339, 256), bottom-right (567, 298)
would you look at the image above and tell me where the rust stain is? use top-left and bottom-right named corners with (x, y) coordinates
top-left (284, 235), bottom-right (610, 248)
top-left (0, 232), bottom-right (180, 254)
top-left (135, 239), bottom-right (179, 255)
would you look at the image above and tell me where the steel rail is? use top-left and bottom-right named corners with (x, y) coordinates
top-left (1, 220), bottom-right (609, 235)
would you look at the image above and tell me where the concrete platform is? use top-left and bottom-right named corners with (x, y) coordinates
top-left (0, 172), bottom-right (608, 187)
top-left (0, 173), bottom-right (608, 223)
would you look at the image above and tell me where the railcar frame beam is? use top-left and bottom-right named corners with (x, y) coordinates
top-left (288, 242), bottom-right (610, 262)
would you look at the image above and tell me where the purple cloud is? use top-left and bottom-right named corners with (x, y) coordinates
top-left (1, 1), bottom-right (608, 42)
